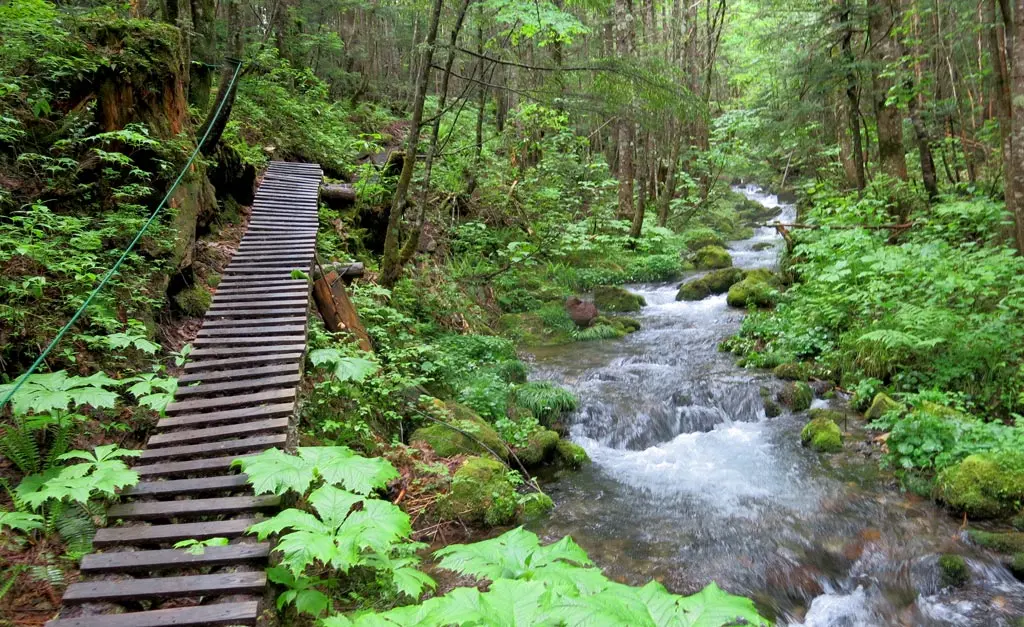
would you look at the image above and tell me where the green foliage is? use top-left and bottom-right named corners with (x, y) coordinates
top-left (324, 527), bottom-right (770, 627)
top-left (512, 382), bottom-right (578, 426)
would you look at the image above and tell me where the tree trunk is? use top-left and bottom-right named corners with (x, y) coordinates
top-left (838, 0), bottom-right (866, 189)
top-left (989, 0), bottom-right (1014, 217)
top-left (614, 0), bottom-right (635, 221)
top-left (198, 0), bottom-right (241, 155)
top-left (1011, 0), bottom-right (1024, 253)
top-left (868, 0), bottom-right (909, 219)
top-left (188, 0), bottom-right (215, 110)
top-left (379, 0), bottom-right (444, 287)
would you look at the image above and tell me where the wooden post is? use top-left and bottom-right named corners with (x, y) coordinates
top-left (312, 271), bottom-right (373, 352)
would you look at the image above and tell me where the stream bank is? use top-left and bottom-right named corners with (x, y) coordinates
top-left (527, 185), bottom-right (1024, 626)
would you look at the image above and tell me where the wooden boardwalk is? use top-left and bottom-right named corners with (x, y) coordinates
top-left (46, 161), bottom-right (323, 627)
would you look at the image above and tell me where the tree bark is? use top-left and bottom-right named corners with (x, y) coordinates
top-left (838, 0), bottom-right (866, 189)
top-left (614, 0), bottom-right (635, 221)
top-left (868, 0), bottom-right (909, 219)
top-left (1011, 0), bottom-right (1024, 253)
top-left (197, 0), bottom-right (241, 154)
top-left (989, 0), bottom-right (1014, 218)
top-left (188, 0), bottom-right (215, 110)
top-left (379, 0), bottom-right (444, 287)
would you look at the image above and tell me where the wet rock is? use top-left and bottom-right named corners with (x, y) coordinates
top-left (938, 554), bottom-right (970, 587)
top-left (966, 530), bottom-right (1024, 554)
top-left (514, 428), bottom-right (559, 466)
top-left (676, 268), bottom-right (744, 301)
top-left (439, 456), bottom-right (518, 526)
top-left (565, 297), bottom-right (599, 327)
top-left (759, 386), bottom-right (782, 418)
top-left (865, 392), bottom-right (902, 420)
top-left (800, 417), bottom-right (843, 453)
top-left (727, 269), bottom-right (780, 309)
top-left (937, 454), bottom-right (1024, 519)
top-left (555, 440), bottom-right (590, 469)
top-left (752, 242), bottom-right (775, 251)
top-left (773, 362), bottom-right (809, 381)
top-left (693, 245), bottom-right (733, 270)
top-left (778, 381), bottom-right (813, 412)
top-left (410, 403), bottom-right (507, 460)
top-left (682, 228), bottom-right (725, 252)
top-left (593, 286), bottom-right (646, 312)
top-left (1013, 512), bottom-right (1024, 531)
top-left (1010, 554), bottom-right (1024, 581)
top-left (592, 315), bottom-right (641, 336)
top-left (809, 408), bottom-right (845, 423)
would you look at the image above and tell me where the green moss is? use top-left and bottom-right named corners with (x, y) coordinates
top-left (515, 429), bottom-right (560, 466)
top-left (809, 408), bottom-right (845, 423)
top-left (441, 457), bottom-right (518, 527)
top-left (778, 381), bottom-right (813, 412)
top-left (174, 286), bottom-right (212, 316)
top-left (693, 245), bottom-right (732, 270)
top-left (752, 242), bottom-right (775, 252)
top-left (682, 228), bottom-right (725, 252)
top-left (966, 530), bottom-right (1024, 554)
top-left (800, 417), bottom-right (843, 453)
top-left (1012, 513), bottom-right (1024, 531)
top-left (593, 286), bottom-right (646, 312)
top-left (498, 312), bottom-right (573, 347)
top-left (726, 271), bottom-right (778, 308)
top-left (938, 554), bottom-right (970, 587)
top-left (773, 362), bottom-right (809, 381)
top-left (676, 268), bottom-right (744, 301)
top-left (410, 403), bottom-right (507, 460)
top-left (937, 453), bottom-right (1024, 519)
top-left (917, 401), bottom-right (967, 420)
top-left (865, 393), bottom-right (902, 420)
top-left (555, 440), bottom-right (590, 469)
top-left (520, 492), bottom-right (554, 520)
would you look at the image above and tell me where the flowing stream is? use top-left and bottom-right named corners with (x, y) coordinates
top-left (528, 185), bottom-right (1024, 626)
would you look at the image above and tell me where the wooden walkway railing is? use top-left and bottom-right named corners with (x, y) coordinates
top-left (46, 161), bottom-right (323, 627)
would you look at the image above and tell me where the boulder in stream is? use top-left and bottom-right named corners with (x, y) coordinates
top-left (693, 245), bottom-right (733, 270)
top-left (938, 554), bottom-right (970, 587)
top-left (800, 417), bottom-right (843, 453)
top-left (565, 297), bottom-right (599, 327)
top-left (778, 381), bottom-right (813, 412)
top-left (439, 456), bottom-right (518, 526)
top-left (555, 440), bottom-right (590, 469)
top-left (727, 269), bottom-right (780, 308)
top-left (593, 285), bottom-right (646, 312)
top-left (677, 268), bottom-right (744, 301)
top-left (865, 392), bottom-right (903, 420)
top-left (937, 454), bottom-right (1024, 519)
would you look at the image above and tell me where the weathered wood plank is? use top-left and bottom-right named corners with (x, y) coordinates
top-left (157, 402), bottom-right (295, 429)
top-left (200, 316), bottom-right (306, 329)
top-left (148, 418), bottom-right (289, 448)
top-left (165, 388), bottom-right (296, 415)
top-left (193, 335), bottom-right (307, 348)
top-left (133, 455), bottom-right (247, 478)
top-left (208, 298), bottom-right (308, 310)
top-left (92, 518), bottom-right (257, 547)
top-left (198, 324), bottom-right (306, 337)
top-left (138, 434), bottom-right (287, 461)
top-left (212, 284), bottom-right (309, 295)
top-left (189, 341), bottom-right (307, 355)
top-left (175, 373), bottom-right (302, 398)
top-left (80, 544), bottom-right (270, 573)
top-left (107, 495), bottom-right (280, 520)
top-left (45, 601), bottom-right (261, 627)
top-left (121, 474), bottom-right (251, 496)
top-left (63, 573), bottom-right (267, 604)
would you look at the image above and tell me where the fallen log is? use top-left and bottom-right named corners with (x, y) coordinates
top-left (321, 184), bottom-right (356, 208)
top-left (312, 269), bottom-right (372, 352)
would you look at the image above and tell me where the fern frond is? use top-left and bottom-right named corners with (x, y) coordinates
top-left (0, 423), bottom-right (42, 474)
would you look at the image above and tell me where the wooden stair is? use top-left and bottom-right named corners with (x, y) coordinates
top-left (46, 161), bottom-right (323, 627)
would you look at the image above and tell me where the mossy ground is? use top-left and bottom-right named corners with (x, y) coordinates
top-left (800, 417), bottom-right (842, 452)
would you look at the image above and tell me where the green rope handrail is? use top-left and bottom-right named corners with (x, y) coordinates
top-left (0, 59), bottom-right (244, 413)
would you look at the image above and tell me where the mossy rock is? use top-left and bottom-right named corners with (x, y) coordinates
top-left (515, 429), bottom-right (560, 466)
top-left (682, 229), bottom-right (725, 252)
top-left (917, 401), bottom-right (968, 420)
top-left (800, 417), bottom-right (843, 453)
top-left (937, 454), bottom-right (1024, 519)
top-left (809, 408), bottom-right (845, 423)
top-left (966, 530), bottom-right (1024, 554)
top-left (410, 403), bottom-right (507, 460)
top-left (593, 286), bottom-right (646, 312)
top-left (752, 242), bottom-right (775, 252)
top-left (727, 270), bottom-right (779, 309)
top-left (1010, 554), bottom-right (1024, 581)
top-left (520, 492), bottom-right (554, 520)
top-left (441, 456), bottom-right (518, 527)
top-left (174, 286), bottom-right (212, 316)
top-left (938, 554), bottom-right (969, 587)
top-left (864, 393), bottom-right (902, 420)
top-left (778, 381), bottom-right (813, 412)
top-left (1012, 512), bottom-right (1024, 531)
top-left (773, 362), bottom-right (809, 381)
top-left (693, 245), bottom-right (732, 270)
top-left (592, 315), bottom-right (640, 336)
top-left (759, 386), bottom-right (782, 418)
top-left (497, 312), bottom-right (573, 347)
top-left (676, 268), bottom-right (744, 301)
top-left (555, 440), bottom-right (590, 469)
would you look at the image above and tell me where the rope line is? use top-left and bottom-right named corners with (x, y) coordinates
top-left (0, 59), bottom-right (244, 413)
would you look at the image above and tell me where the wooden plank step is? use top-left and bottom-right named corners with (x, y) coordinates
top-left (63, 572), bottom-right (266, 604)
top-left (121, 474), bottom-right (251, 496)
top-left (107, 495), bottom-right (280, 520)
top-left (212, 291), bottom-right (309, 302)
top-left (225, 260), bottom-right (313, 269)
top-left (250, 209), bottom-right (318, 217)
top-left (182, 353), bottom-right (302, 370)
top-left (157, 402), bottom-right (295, 430)
top-left (190, 342), bottom-right (307, 356)
top-left (232, 247), bottom-right (314, 255)
top-left (134, 455), bottom-right (245, 479)
top-left (178, 363), bottom-right (299, 383)
top-left (198, 324), bottom-right (306, 337)
top-left (229, 252), bottom-right (314, 260)
top-left (175, 373), bottom-right (302, 398)
top-left (165, 388), bottom-right (296, 415)
top-left (208, 298), bottom-right (308, 310)
top-left (81, 543), bottom-right (270, 573)
top-left (222, 268), bottom-right (310, 276)
top-left (214, 279), bottom-right (308, 289)
top-left (200, 316), bottom-right (306, 329)
top-left (138, 435), bottom-right (287, 461)
top-left (93, 518), bottom-right (257, 547)
top-left (193, 335), bottom-right (307, 347)
top-left (213, 284), bottom-right (308, 295)
top-left (45, 600), bottom-right (260, 627)
top-left (149, 419), bottom-right (289, 448)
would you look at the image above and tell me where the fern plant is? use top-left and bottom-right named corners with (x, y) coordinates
top-left (235, 447), bottom-right (434, 618)
top-left (512, 381), bottom-right (578, 425)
